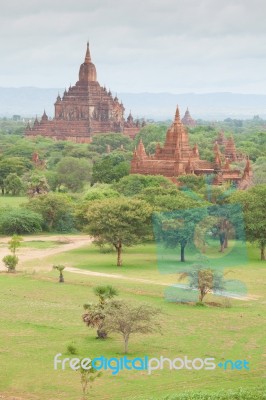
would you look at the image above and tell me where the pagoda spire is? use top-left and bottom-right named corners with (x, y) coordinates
top-left (85, 41), bottom-right (92, 63)
top-left (174, 105), bottom-right (181, 122)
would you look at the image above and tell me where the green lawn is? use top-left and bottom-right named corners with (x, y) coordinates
top-left (0, 195), bottom-right (27, 208)
top-left (0, 241), bottom-right (265, 399)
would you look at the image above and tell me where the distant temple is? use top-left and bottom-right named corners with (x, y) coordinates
top-left (25, 43), bottom-right (140, 143)
top-left (215, 131), bottom-right (245, 162)
top-left (131, 106), bottom-right (252, 187)
top-left (181, 108), bottom-right (196, 127)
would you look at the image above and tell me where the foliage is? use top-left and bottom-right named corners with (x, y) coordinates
top-left (84, 198), bottom-right (153, 266)
top-left (92, 152), bottom-right (130, 184)
top-left (56, 156), bottom-right (92, 192)
top-left (53, 264), bottom-right (65, 283)
top-left (178, 174), bottom-right (205, 191)
top-left (93, 285), bottom-right (118, 307)
top-left (88, 132), bottom-right (133, 154)
top-left (3, 173), bottom-right (25, 195)
top-left (83, 285), bottom-right (118, 339)
top-left (2, 254), bottom-right (18, 273)
top-left (179, 265), bottom-right (225, 303)
top-left (153, 204), bottom-right (208, 262)
top-left (27, 173), bottom-right (50, 197)
top-left (229, 184), bottom-right (266, 260)
top-left (0, 209), bottom-right (43, 234)
top-left (79, 360), bottom-right (102, 400)
top-left (152, 387), bottom-right (266, 400)
top-left (25, 193), bottom-right (74, 232)
top-left (113, 174), bottom-right (176, 197)
top-left (103, 301), bottom-right (161, 353)
top-left (8, 235), bottom-right (23, 255)
top-left (84, 184), bottom-right (120, 202)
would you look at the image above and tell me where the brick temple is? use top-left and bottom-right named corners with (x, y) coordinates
top-left (181, 107), bottom-right (196, 127)
top-left (26, 43), bottom-right (140, 143)
top-left (131, 106), bottom-right (252, 187)
top-left (215, 131), bottom-right (245, 162)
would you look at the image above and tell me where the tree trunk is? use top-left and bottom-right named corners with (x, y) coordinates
top-left (124, 335), bottom-right (129, 354)
top-left (59, 272), bottom-right (64, 283)
top-left (180, 244), bottom-right (185, 262)
top-left (261, 244), bottom-right (265, 261)
top-left (116, 242), bottom-right (122, 266)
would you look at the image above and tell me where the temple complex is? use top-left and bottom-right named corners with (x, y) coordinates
top-left (181, 108), bottom-right (196, 127)
top-left (131, 106), bottom-right (252, 187)
top-left (25, 43), bottom-right (140, 143)
top-left (214, 131), bottom-right (245, 162)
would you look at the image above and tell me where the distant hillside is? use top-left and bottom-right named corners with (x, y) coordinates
top-left (0, 87), bottom-right (266, 120)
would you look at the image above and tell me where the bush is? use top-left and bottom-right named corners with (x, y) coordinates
top-left (133, 387), bottom-right (266, 400)
top-left (2, 254), bottom-right (18, 272)
top-left (0, 209), bottom-right (43, 235)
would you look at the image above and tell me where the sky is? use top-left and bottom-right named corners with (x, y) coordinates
top-left (1, 0), bottom-right (266, 94)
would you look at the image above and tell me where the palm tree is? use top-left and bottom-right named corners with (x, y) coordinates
top-left (93, 285), bottom-right (118, 308)
top-left (53, 265), bottom-right (65, 283)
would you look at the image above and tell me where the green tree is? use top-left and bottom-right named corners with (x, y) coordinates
top-left (92, 153), bottom-right (130, 184)
top-left (0, 209), bottom-right (43, 235)
top-left (8, 235), bottom-right (23, 255)
top-left (113, 174), bottom-right (176, 197)
top-left (93, 285), bottom-right (118, 308)
top-left (25, 193), bottom-right (74, 231)
top-left (83, 285), bottom-right (118, 339)
top-left (53, 264), bottom-right (65, 283)
top-left (27, 173), bottom-right (50, 197)
top-left (103, 301), bottom-right (161, 353)
top-left (89, 133), bottom-right (132, 154)
top-left (4, 173), bottom-right (24, 195)
top-left (2, 255), bottom-right (18, 273)
top-left (229, 184), bottom-right (266, 260)
top-left (85, 198), bottom-right (153, 266)
top-left (179, 266), bottom-right (225, 303)
top-left (56, 157), bottom-right (92, 192)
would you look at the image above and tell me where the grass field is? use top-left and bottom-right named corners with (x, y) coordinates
top-left (0, 195), bottom-right (27, 208)
top-left (0, 238), bottom-right (265, 399)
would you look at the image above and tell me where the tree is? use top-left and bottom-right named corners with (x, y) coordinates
top-left (0, 156), bottom-right (31, 194)
top-left (0, 209), bottom-right (43, 235)
top-left (8, 235), bottom-right (23, 255)
top-left (229, 184), bottom-right (266, 260)
top-left (2, 255), bottom-right (18, 273)
top-left (113, 174), bottom-right (176, 197)
top-left (4, 173), bottom-right (24, 195)
top-left (93, 285), bottom-right (118, 308)
top-left (25, 193), bottom-right (74, 232)
top-left (103, 301), bottom-right (161, 353)
top-left (56, 157), bottom-right (92, 192)
top-left (53, 264), bottom-right (65, 283)
top-left (79, 360), bottom-right (102, 400)
top-left (88, 132), bottom-right (132, 154)
top-left (83, 285), bottom-right (118, 339)
top-left (27, 173), bottom-right (50, 197)
top-left (91, 153), bottom-right (130, 184)
top-left (179, 265), bottom-right (225, 303)
top-left (85, 198), bottom-right (153, 266)
top-left (153, 205), bottom-right (208, 262)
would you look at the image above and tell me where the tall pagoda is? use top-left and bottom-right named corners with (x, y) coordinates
top-left (131, 106), bottom-right (252, 187)
top-left (25, 43), bottom-right (140, 143)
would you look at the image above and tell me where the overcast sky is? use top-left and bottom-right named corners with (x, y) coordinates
top-left (1, 0), bottom-right (266, 94)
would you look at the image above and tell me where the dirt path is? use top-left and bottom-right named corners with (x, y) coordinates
top-left (0, 235), bottom-right (92, 271)
top-left (0, 235), bottom-right (259, 301)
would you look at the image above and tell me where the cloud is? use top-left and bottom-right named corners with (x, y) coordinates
top-left (0, 0), bottom-right (266, 93)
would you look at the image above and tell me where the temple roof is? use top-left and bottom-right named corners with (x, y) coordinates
top-left (78, 42), bottom-right (97, 83)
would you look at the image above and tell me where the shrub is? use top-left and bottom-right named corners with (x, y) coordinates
top-left (0, 209), bottom-right (43, 235)
top-left (2, 255), bottom-right (18, 272)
